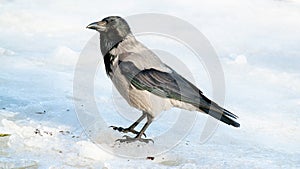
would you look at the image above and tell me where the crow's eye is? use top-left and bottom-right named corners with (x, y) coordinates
top-left (107, 19), bottom-right (114, 23)
top-left (103, 18), bottom-right (117, 26)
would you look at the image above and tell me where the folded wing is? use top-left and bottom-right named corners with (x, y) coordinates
top-left (118, 60), bottom-right (240, 127)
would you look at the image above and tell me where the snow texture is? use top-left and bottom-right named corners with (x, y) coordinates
top-left (0, 0), bottom-right (299, 168)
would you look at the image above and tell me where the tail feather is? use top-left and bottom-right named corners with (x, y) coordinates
top-left (190, 92), bottom-right (240, 127)
top-left (201, 107), bottom-right (240, 127)
top-left (195, 95), bottom-right (240, 127)
top-left (200, 94), bottom-right (239, 119)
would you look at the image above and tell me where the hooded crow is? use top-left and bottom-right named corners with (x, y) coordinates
top-left (87, 16), bottom-right (240, 143)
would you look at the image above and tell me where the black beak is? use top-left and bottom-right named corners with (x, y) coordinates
top-left (86, 21), bottom-right (106, 31)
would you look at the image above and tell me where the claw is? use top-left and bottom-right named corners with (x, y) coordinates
top-left (109, 126), bottom-right (123, 132)
top-left (109, 125), bottom-right (147, 137)
top-left (115, 135), bottom-right (154, 144)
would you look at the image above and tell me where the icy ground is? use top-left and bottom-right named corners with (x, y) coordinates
top-left (0, 0), bottom-right (300, 168)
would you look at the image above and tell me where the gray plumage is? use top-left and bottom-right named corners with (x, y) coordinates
top-left (87, 16), bottom-right (239, 142)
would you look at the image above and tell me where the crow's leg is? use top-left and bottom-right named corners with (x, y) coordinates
top-left (135, 114), bottom-right (153, 139)
top-left (110, 111), bottom-right (147, 137)
top-left (116, 113), bottom-right (154, 143)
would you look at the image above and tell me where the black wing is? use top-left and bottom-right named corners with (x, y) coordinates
top-left (118, 61), bottom-right (240, 127)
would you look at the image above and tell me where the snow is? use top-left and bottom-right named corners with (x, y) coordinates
top-left (0, 47), bottom-right (15, 56)
top-left (0, 0), bottom-right (300, 168)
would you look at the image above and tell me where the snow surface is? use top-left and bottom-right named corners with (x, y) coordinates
top-left (0, 0), bottom-right (300, 168)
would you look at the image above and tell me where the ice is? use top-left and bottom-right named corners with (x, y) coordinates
top-left (0, 0), bottom-right (299, 168)
top-left (0, 158), bottom-right (38, 169)
top-left (51, 46), bottom-right (79, 66)
top-left (0, 110), bottom-right (18, 118)
top-left (0, 47), bottom-right (14, 56)
top-left (232, 55), bottom-right (247, 65)
top-left (76, 141), bottom-right (113, 161)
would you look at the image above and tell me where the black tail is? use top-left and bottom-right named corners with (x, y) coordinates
top-left (197, 95), bottom-right (240, 127)
top-left (200, 107), bottom-right (240, 127)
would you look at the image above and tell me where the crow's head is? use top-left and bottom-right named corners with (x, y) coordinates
top-left (87, 16), bottom-right (131, 38)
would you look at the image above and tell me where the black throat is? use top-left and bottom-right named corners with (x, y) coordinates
top-left (100, 30), bottom-right (124, 75)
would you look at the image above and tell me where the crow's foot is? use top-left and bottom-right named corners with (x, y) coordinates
top-left (115, 135), bottom-right (154, 144)
top-left (110, 126), bottom-right (146, 137)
